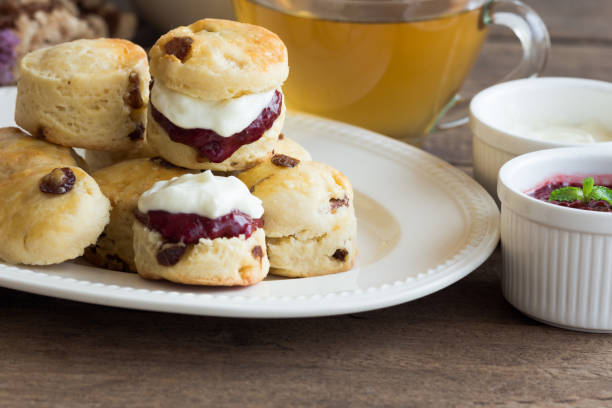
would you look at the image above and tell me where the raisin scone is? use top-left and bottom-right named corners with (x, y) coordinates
top-left (84, 158), bottom-right (193, 272)
top-left (147, 18), bottom-right (288, 172)
top-left (0, 166), bottom-right (110, 265)
top-left (15, 38), bottom-right (150, 151)
top-left (238, 156), bottom-right (357, 277)
top-left (133, 171), bottom-right (269, 286)
top-left (0, 127), bottom-right (78, 179)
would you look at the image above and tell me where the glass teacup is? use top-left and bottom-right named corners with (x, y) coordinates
top-left (234, 0), bottom-right (550, 145)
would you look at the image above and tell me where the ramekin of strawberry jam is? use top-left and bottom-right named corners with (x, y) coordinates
top-left (497, 146), bottom-right (612, 332)
top-left (529, 176), bottom-right (612, 212)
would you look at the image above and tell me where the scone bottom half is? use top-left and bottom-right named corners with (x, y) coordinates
top-left (238, 156), bottom-right (358, 278)
top-left (132, 172), bottom-right (269, 286)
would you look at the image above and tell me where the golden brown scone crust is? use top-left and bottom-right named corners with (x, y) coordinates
top-left (84, 158), bottom-right (194, 272)
top-left (0, 166), bottom-right (110, 265)
top-left (0, 127), bottom-right (77, 179)
top-left (134, 225), bottom-right (269, 286)
top-left (272, 135), bottom-right (312, 162)
top-left (83, 140), bottom-right (157, 172)
top-left (150, 19), bottom-right (288, 101)
top-left (238, 160), bottom-right (354, 238)
top-left (15, 38), bottom-right (150, 151)
top-left (146, 102), bottom-right (285, 172)
top-left (238, 159), bottom-right (357, 277)
top-left (267, 218), bottom-right (356, 278)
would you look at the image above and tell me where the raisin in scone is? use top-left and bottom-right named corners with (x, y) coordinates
top-left (147, 18), bottom-right (288, 172)
top-left (273, 134), bottom-right (311, 162)
top-left (133, 171), bottom-right (269, 285)
top-left (15, 38), bottom-right (150, 151)
top-left (84, 158), bottom-right (193, 272)
top-left (0, 127), bottom-right (78, 179)
top-left (238, 156), bottom-right (356, 277)
top-left (0, 166), bottom-right (110, 265)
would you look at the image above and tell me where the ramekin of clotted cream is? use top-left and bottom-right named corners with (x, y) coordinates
top-left (470, 77), bottom-right (612, 201)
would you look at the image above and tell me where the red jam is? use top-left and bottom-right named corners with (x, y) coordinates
top-left (530, 181), bottom-right (612, 212)
top-left (151, 90), bottom-right (282, 163)
top-left (135, 210), bottom-right (264, 243)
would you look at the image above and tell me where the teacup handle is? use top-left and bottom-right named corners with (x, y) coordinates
top-left (433, 0), bottom-right (550, 131)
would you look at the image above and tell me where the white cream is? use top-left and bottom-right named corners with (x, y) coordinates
top-left (138, 171), bottom-right (263, 219)
top-left (513, 120), bottom-right (612, 143)
top-left (151, 81), bottom-right (276, 137)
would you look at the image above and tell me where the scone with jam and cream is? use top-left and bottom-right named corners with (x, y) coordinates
top-left (133, 171), bottom-right (269, 286)
top-left (147, 18), bottom-right (287, 172)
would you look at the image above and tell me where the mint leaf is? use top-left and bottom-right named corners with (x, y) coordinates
top-left (590, 186), bottom-right (612, 205)
top-left (549, 186), bottom-right (583, 202)
top-left (583, 177), bottom-right (594, 201)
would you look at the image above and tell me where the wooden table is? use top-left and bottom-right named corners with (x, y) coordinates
top-left (2, 1), bottom-right (612, 406)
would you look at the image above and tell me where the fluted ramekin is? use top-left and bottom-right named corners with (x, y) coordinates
top-left (471, 77), bottom-right (612, 200)
top-left (498, 146), bottom-right (612, 332)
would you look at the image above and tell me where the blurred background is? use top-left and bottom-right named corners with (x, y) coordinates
top-left (2, 0), bottom-right (611, 165)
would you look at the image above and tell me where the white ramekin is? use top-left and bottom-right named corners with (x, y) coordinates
top-left (498, 146), bottom-right (612, 332)
top-left (471, 77), bottom-right (612, 200)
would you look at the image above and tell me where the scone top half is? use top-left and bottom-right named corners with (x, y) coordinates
top-left (149, 19), bottom-right (288, 100)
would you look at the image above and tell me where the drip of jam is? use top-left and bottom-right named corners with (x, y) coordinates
top-left (530, 181), bottom-right (612, 212)
top-left (135, 209), bottom-right (263, 244)
top-left (151, 90), bottom-right (282, 163)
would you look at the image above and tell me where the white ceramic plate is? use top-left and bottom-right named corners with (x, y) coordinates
top-left (0, 87), bottom-right (499, 318)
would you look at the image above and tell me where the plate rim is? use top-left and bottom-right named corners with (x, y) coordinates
top-left (0, 95), bottom-right (499, 318)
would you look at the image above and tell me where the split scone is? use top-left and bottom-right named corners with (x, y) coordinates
top-left (0, 166), bottom-right (110, 265)
top-left (0, 127), bottom-right (78, 179)
top-left (238, 155), bottom-right (357, 277)
top-left (15, 38), bottom-right (150, 151)
top-left (133, 171), bottom-right (269, 285)
top-left (84, 158), bottom-right (193, 272)
top-left (147, 18), bottom-right (288, 172)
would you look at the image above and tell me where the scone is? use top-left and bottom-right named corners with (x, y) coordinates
top-left (0, 126), bottom-right (78, 179)
top-left (133, 171), bottom-right (269, 285)
top-left (147, 18), bottom-right (288, 172)
top-left (238, 156), bottom-right (357, 277)
top-left (84, 157), bottom-right (193, 272)
top-left (83, 141), bottom-right (157, 172)
top-left (273, 134), bottom-right (311, 162)
top-left (15, 38), bottom-right (150, 151)
top-left (0, 166), bottom-right (110, 265)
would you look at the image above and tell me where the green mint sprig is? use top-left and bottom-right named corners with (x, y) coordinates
top-left (549, 177), bottom-right (612, 205)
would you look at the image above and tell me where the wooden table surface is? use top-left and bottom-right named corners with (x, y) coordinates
top-left (3, 1), bottom-right (612, 407)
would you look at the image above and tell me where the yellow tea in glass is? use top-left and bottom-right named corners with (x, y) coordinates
top-left (233, 0), bottom-right (549, 144)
